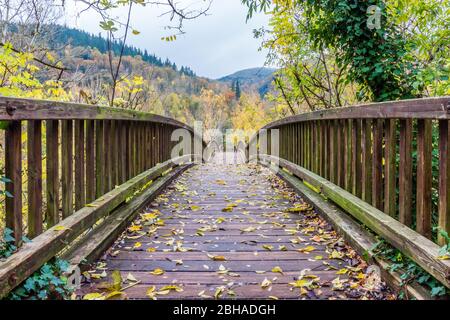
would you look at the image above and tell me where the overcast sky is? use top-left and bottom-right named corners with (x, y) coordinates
top-left (65, 0), bottom-right (270, 79)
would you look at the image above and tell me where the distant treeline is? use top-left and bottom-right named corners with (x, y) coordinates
top-left (46, 24), bottom-right (196, 77)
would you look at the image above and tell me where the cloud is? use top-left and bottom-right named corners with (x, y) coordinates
top-left (64, 0), bottom-right (270, 79)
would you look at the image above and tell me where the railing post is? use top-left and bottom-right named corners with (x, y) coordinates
top-left (27, 120), bottom-right (43, 238)
top-left (46, 120), bottom-right (59, 227)
top-left (5, 120), bottom-right (23, 245)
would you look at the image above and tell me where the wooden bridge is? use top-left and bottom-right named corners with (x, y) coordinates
top-left (0, 96), bottom-right (449, 300)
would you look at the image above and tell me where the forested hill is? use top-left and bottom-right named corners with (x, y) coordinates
top-left (218, 67), bottom-right (276, 97)
top-left (47, 25), bottom-right (196, 77)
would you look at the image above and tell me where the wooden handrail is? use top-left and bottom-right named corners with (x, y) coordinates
top-left (0, 96), bottom-right (192, 131)
top-left (262, 97), bottom-right (450, 129)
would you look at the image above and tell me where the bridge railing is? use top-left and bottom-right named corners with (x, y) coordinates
top-left (252, 97), bottom-right (450, 290)
top-left (0, 96), bottom-right (200, 297)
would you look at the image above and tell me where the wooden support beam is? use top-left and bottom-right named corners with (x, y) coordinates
top-left (46, 120), bottom-right (59, 227)
top-left (399, 119), bottom-right (413, 226)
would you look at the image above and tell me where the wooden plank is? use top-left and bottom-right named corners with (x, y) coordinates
top-left (337, 120), bottom-right (345, 188)
top-left (416, 119), bottom-right (432, 239)
top-left (372, 119), bottom-right (383, 210)
top-left (46, 120), bottom-right (59, 227)
top-left (260, 154), bottom-right (450, 289)
top-left (352, 119), bottom-right (362, 197)
top-left (361, 119), bottom-right (372, 203)
top-left (27, 120), bottom-right (43, 238)
top-left (276, 167), bottom-right (433, 300)
top-left (439, 120), bottom-right (450, 245)
top-left (120, 121), bottom-right (127, 184)
top-left (5, 121), bottom-right (22, 245)
top-left (344, 120), bottom-right (352, 191)
top-left (0, 156), bottom-right (190, 298)
top-left (61, 120), bottom-right (74, 218)
top-left (0, 96), bottom-right (194, 131)
top-left (95, 120), bottom-right (104, 198)
top-left (62, 164), bottom-right (192, 267)
top-left (74, 120), bottom-right (86, 210)
top-left (258, 97), bottom-right (450, 129)
top-left (103, 120), bottom-right (111, 192)
top-left (85, 120), bottom-right (95, 203)
top-left (399, 119), bottom-right (413, 226)
top-left (329, 120), bottom-right (337, 184)
top-left (384, 119), bottom-right (396, 217)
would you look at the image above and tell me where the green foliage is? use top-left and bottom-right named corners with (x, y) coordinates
top-left (372, 240), bottom-right (448, 298)
top-left (0, 228), bottom-right (17, 259)
top-left (1, 230), bottom-right (73, 300)
top-left (7, 259), bottom-right (73, 300)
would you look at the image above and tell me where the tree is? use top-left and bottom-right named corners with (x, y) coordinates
top-left (242, 0), bottom-right (443, 106)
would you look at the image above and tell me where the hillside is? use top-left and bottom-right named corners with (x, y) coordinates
top-left (218, 67), bottom-right (276, 97)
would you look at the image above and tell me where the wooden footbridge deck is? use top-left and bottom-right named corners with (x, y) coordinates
top-left (80, 161), bottom-right (389, 299)
top-left (0, 96), bottom-right (449, 300)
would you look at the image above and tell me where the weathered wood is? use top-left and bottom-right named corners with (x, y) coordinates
top-left (62, 164), bottom-right (192, 267)
top-left (46, 120), bottom-right (59, 227)
top-left (103, 120), bottom-right (111, 192)
top-left (416, 119), bottom-right (432, 239)
top-left (344, 120), bottom-right (352, 192)
top-left (372, 119), bottom-right (383, 210)
top-left (74, 120), bottom-right (86, 210)
top-left (0, 156), bottom-right (190, 298)
top-left (62, 120), bottom-right (74, 218)
top-left (260, 154), bottom-right (450, 289)
top-left (85, 120), bottom-right (95, 203)
top-left (352, 119), bottom-right (362, 198)
top-left (260, 97), bottom-right (450, 129)
top-left (439, 120), bottom-right (450, 245)
top-left (95, 120), bottom-right (104, 198)
top-left (0, 96), bottom-right (194, 131)
top-left (399, 119), bottom-right (412, 226)
top-left (275, 166), bottom-right (433, 300)
top-left (329, 120), bottom-right (337, 184)
top-left (384, 119), bottom-right (396, 217)
top-left (361, 119), bottom-right (372, 203)
top-left (337, 120), bottom-right (345, 188)
top-left (27, 120), bottom-right (43, 238)
top-left (5, 121), bottom-right (23, 245)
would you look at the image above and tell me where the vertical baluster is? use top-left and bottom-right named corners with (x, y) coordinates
top-left (120, 121), bottom-right (127, 183)
top-left (399, 119), bottom-right (412, 226)
top-left (103, 120), bottom-right (111, 192)
top-left (74, 120), bottom-right (86, 210)
top-left (384, 119), bottom-right (396, 217)
top-left (337, 120), bottom-right (345, 187)
top-left (85, 120), bottom-right (95, 203)
top-left (62, 120), bottom-right (73, 218)
top-left (372, 119), bottom-right (383, 210)
top-left (27, 120), bottom-right (43, 238)
top-left (361, 119), bottom-right (372, 203)
top-left (95, 120), bottom-right (104, 198)
top-left (344, 120), bottom-right (352, 191)
top-left (329, 120), bottom-right (337, 184)
top-left (416, 119), bottom-right (432, 238)
top-left (46, 120), bottom-right (59, 227)
top-left (439, 120), bottom-right (450, 245)
top-left (5, 121), bottom-right (22, 244)
top-left (352, 119), bottom-right (362, 198)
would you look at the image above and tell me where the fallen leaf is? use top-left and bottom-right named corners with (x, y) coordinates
top-left (149, 268), bottom-right (165, 276)
top-left (271, 266), bottom-right (284, 274)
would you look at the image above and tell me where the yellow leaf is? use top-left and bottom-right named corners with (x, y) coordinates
top-left (160, 285), bottom-right (183, 293)
top-left (268, 296), bottom-right (279, 300)
top-left (83, 292), bottom-right (104, 300)
top-left (128, 225), bottom-right (142, 232)
top-left (263, 244), bottom-right (274, 251)
top-left (111, 270), bottom-right (122, 291)
top-left (53, 225), bottom-right (69, 231)
top-left (146, 247), bottom-right (157, 252)
top-left (297, 245), bottom-right (316, 253)
top-left (261, 278), bottom-right (272, 289)
top-left (149, 268), bottom-right (165, 276)
top-left (104, 291), bottom-right (125, 300)
top-left (133, 242), bottom-right (142, 250)
top-left (146, 286), bottom-right (157, 299)
top-left (336, 268), bottom-right (348, 275)
top-left (214, 286), bottom-right (225, 299)
top-left (240, 226), bottom-right (256, 233)
top-left (216, 179), bottom-right (227, 185)
top-left (207, 254), bottom-right (227, 261)
top-left (190, 205), bottom-right (201, 211)
top-left (330, 250), bottom-right (345, 259)
top-left (289, 279), bottom-right (313, 288)
top-left (271, 266), bottom-right (283, 274)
